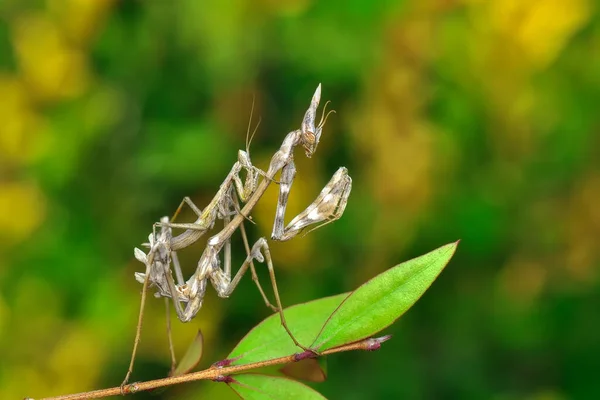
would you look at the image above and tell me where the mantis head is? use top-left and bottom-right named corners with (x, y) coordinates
top-left (300, 84), bottom-right (335, 158)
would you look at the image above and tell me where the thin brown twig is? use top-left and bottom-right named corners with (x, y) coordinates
top-left (36, 336), bottom-right (390, 400)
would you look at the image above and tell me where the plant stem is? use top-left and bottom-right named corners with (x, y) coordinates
top-left (36, 336), bottom-right (390, 400)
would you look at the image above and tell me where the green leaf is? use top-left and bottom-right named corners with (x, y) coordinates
top-left (229, 374), bottom-right (327, 400)
top-left (170, 330), bottom-right (204, 376)
top-left (312, 241), bottom-right (458, 351)
top-left (227, 293), bottom-right (349, 365)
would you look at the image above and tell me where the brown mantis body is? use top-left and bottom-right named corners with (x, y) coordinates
top-left (122, 85), bottom-right (352, 388)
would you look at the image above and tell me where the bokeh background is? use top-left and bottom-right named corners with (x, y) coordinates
top-left (1, 0), bottom-right (599, 399)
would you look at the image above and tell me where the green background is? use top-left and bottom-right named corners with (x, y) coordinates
top-left (1, 1), bottom-right (599, 399)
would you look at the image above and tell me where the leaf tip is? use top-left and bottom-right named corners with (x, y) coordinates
top-left (449, 240), bottom-right (460, 259)
top-left (442, 240), bottom-right (460, 260)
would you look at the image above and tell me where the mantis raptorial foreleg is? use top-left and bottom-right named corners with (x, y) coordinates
top-left (271, 161), bottom-right (297, 240)
top-left (271, 166), bottom-right (352, 242)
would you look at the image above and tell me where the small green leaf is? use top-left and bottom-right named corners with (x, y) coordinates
top-left (312, 242), bottom-right (458, 351)
top-left (229, 374), bottom-right (327, 400)
top-left (227, 293), bottom-right (349, 365)
top-left (170, 330), bottom-right (204, 377)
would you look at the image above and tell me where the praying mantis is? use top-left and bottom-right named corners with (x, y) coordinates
top-left (122, 84), bottom-right (352, 388)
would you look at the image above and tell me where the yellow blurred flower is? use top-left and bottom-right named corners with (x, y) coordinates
top-left (0, 75), bottom-right (47, 165)
top-left (11, 13), bottom-right (90, 102)
top-left (0, 181), bottom-right (46, 246)
top-left (475, 0), bottom-right (591, 69)
top-left (48, 0), bottom-right (116, 46)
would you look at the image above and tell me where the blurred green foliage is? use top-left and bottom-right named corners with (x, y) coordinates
top-left (1, 0), bottom-right (599, 399)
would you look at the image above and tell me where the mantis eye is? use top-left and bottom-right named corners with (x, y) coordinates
top-left (305, 132), bottom-right (316, 144)
top-left (303, 132), bottom-right (316, 156)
